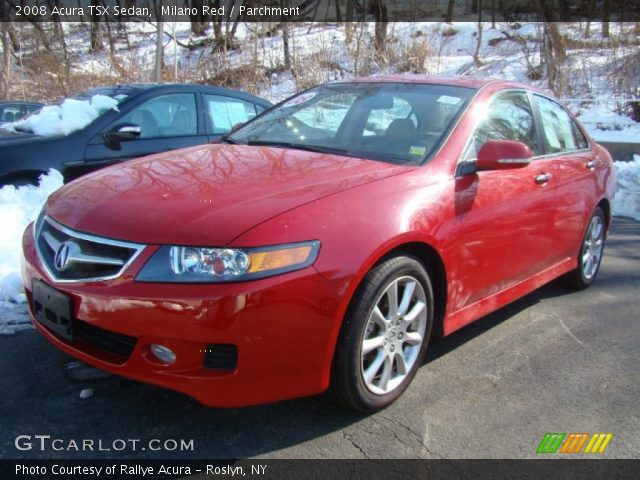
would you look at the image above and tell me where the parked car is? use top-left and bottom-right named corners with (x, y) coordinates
top-left (22, 76), bottom-right (615, 411)
top-left (0, 101), bottom-right (44, 123)
top-left (0, 84), bottom-right (271, 186)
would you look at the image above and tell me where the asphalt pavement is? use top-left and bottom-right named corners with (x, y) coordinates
top-left (1, 218), bottom-right (638, 460)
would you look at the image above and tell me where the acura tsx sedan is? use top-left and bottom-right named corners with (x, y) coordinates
top-left (22, 75), bottom-right (615, 412)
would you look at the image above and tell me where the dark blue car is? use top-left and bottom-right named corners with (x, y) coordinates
top-left (0, 84), bottom-right (271, 186)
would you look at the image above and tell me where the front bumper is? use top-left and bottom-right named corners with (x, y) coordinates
top-left (22, 226), bottom-right (343, 407)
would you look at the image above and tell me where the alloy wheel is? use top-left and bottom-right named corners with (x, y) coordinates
top-left (360, 275), bottom-right (427, 395)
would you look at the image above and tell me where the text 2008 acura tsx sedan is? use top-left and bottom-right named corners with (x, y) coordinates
top-left (22, 75), bottom-right (615, 412)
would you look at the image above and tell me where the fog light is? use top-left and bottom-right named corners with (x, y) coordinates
top-left (149, 344), bottom-right (176, 365)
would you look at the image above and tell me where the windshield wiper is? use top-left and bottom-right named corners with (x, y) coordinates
top-left (245, 140), bottom-right (349, 155)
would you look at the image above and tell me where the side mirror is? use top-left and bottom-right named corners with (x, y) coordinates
top-left (476, 140), bottom-right (532, 171)
top-left (103, 123), bottom-right (141, 149)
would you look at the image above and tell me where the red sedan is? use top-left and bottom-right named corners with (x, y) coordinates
top-left (22, 76), bottom-right (615, 412)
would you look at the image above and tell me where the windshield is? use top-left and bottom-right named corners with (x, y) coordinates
top-left (228, 82), bottom-right (475, 164)
top-left (9, 87), bottom-right (134, 136)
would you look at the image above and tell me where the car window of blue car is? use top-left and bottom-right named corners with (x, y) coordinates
top-left (206, 95), bottom-right (259, 135)
top-left (118, 93), bottom-right (197, 138)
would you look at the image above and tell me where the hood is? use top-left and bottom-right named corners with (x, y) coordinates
top-left (46, 144), bottom-right (411, 245)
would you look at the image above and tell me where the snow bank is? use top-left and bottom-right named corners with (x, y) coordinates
top-left (578, 105), bottom-right (640, 144)
top-left (12, 95), bottom-right (118, 137)
top-left (613, 155), bottom-right (640, 221)
top-left (0, 170), bottom-right (63, 334)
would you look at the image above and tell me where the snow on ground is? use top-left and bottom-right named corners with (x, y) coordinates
top-left (9, 95), bottom-right (119, 137)
top-left (578, 104), bottom-right (640, 144)
top-left (0, 170), bottom-right (63, 334)
top-left (613, 155), bottom-right (640, 221)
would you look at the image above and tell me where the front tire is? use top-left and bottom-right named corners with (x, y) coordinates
top-left (563, 207), bottom-right (606, 290)
top-left (330, 255), bottom-right (434, 412)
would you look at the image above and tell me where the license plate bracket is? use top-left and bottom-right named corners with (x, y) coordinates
top-left (32, 279), bottom-right (74, 341)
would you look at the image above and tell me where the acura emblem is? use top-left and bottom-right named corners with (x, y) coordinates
top-left (54, 241), bottom-right (74, 271)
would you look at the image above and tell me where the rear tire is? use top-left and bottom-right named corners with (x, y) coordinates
top-left (330, 255), bottom-right (434, 412)
top-left (563, 207), bottom-right (606, 290)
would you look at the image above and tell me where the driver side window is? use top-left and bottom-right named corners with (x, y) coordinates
top-left (464, 91), bottom-right (540, 161)
top-left (118, 93), bottom-right (197, 139)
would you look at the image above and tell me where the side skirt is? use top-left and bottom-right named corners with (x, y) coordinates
top-left (443, 258), bottom-right (576, 336)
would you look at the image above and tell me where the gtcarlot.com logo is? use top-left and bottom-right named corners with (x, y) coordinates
top-left (14, 435), bottom-right (194, 452)
top-left (537, 432), bottom-right (613, 454)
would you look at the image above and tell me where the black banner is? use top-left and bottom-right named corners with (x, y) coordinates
top-left (2, 459), bottom-right (640, 480)
top-left (1, 0), bottom-right (639, 23)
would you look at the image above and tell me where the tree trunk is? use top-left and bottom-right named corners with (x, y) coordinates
top-left (335, 0), bottom-right (342, 22)
top-left (1, 23), bottom-right (11, 99)
top-left (473, 0), bottom-right (484, 67)
top-left (90, 18), bottom-right (104, 52)
top-left (445, 0), bottom-right (455, 23)
top-left (345, 0), bottom-right (354, 44)
top-left (371, 0), bottom-right (388, 59)
top-left (190, 0), bottom-right (208, 35)
top-left (536, 0), bottom-right (567, 96)
top-left (282, 21), bottom-right (291, 70)
top-left (602, 0), bottom-right (610, 38)
top-left (491, 0), bottom-right (496, 29)
top-left (155, 20), bottom-right (163, 82)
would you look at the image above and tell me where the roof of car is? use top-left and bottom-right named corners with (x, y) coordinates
top-left (341, 74), bottom-right (543, 92)
top-left (80, 83), bottom-right (271, 105)
top-left (0, 100), bottom-right (45, 106)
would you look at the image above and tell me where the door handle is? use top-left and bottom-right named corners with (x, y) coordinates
top-left (535, 173), bottom-right (552, 185)
top-left (586, 160), bottom-right (596, 170)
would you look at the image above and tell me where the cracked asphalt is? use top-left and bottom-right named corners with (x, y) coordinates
top-left (1, 218), bottom-right (638, 459)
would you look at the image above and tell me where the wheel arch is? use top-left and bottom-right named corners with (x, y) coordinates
top-left (376, 242), bottom-right (448, 338)
top-left (597, 197), bottom-right (611, 235)
top-left (326, 237), bottom-right (450, 389)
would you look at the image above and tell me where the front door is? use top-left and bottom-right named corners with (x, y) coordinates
top-left (453, 90), bottom-right (555, 310)
top-left (84, 92), bottom-right (206, 173)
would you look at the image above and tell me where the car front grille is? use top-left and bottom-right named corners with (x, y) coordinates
top-left (35, 216), bottom-right (145, 282)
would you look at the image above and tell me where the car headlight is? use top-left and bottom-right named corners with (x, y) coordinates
top-left (136, 241), bottom-right (320, 283)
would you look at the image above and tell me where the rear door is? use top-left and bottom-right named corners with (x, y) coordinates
top-left (532, 94), bottom-right (599, 263)
top-left (454, 90), bottom-right (556, 308)
top-left (84, 92), bottom-right (207, 171)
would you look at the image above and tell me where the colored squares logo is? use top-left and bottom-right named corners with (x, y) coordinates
top-left (537, 433), bottom-right (613, 454)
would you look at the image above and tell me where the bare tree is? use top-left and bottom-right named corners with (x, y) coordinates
top-left (344, 0), bottom-right (355, 44)
top-left (445, 0), bottom-right (455, 23)
top-left (282, 22), bottom-right (292, 70)
top-left (602, 0), bottom-right (610, 38)
top-left (473, 0), bottom-right (484, 67)
top-left (536, 0), bottom-right (567, 95)
top-left (89, 14), bottom-right (104, 52)
top-left (584, 0), bottom-right (596, 38)
top-left (371, 0), bottom-right (388, 59)
top-left (155, 19), bottom-right (163, 82)
top-left (190, 0), bottom-right (209, 35)
top-left (1, 24), bottom-right (10, 99)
